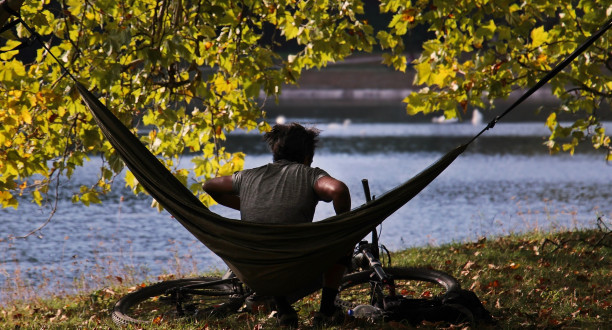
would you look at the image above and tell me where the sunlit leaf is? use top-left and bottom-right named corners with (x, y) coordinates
top-left (531, 26), bottom-right (549, 48)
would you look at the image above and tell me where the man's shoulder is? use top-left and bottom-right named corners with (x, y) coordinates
top-left (242, 161), bottom-right (329, 178)
top-left (238, 164), bottom-right (270, 176)
top-left (285, 162), bottom-right (329, 175)
top-left (303, 165), bottom-right (330, 180)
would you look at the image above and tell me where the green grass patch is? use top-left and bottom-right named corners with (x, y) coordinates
top-left (1, 228), bottom-right (610, 329)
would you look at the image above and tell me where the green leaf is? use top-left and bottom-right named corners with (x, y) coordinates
top-left (475, 20), bottom-right (496, 40)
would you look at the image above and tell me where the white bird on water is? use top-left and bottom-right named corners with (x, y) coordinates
top-left (431, 114), bottom-right (458, 124)
top-left (432, 109), bottom-right (483, 125)
top-left (275, 115), bottom-right (287, 125)
top-left (471, 109), bottom-right (483, 126)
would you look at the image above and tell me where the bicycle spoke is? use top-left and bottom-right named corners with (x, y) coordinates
top-left (337, 267), bottom-right (460, 310)
top-left (112, 277), bottom-right (248, 326)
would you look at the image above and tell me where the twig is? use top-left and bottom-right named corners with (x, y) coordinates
top-left (593, 216), bottom-right (612, 247)
top-left (540, 238), bottom-right (561, 253)
top-left (540, 216), bottom-right (612, 253)
top-left (2, 114), bottom-right (82, 241)
top-left (10, 173), bottom-right (60, 240)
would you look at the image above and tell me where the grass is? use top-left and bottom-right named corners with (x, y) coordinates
top-left (1, 226), bottom-right (610, 329)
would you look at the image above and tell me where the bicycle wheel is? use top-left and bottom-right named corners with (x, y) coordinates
top-left (337, 267), bottom-right (461, 309)
top-left (112, 277), bottom-right (245, 326)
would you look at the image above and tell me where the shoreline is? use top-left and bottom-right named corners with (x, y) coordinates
top-left (258, 63), bottom-right (565, 122)
top-left (263, 86), bottom-right (558, 103)
top-left (1, 226), bottom-right (610, 328)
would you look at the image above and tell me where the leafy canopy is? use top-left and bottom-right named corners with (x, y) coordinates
top-left (393, 0), bottom-right (611, 156)
top-left (0, 0), bottom-right (610, 210)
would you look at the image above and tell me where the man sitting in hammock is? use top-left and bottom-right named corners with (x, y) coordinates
top-left (204, 122), bottom-right (351, 327)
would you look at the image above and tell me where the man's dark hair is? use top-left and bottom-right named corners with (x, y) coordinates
top-left (264, 123), bottom-right (320, 164)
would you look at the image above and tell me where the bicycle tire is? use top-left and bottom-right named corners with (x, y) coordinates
top-left (337, 267), bottom-right (461, 310)
top-left (112, 277), bottom-right (244, 327)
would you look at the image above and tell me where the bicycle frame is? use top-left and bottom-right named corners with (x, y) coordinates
top-left (156, 277), bottom-right (248, 316)
top-left (359, 179), bottom-right (397, 306)
top-left (172, 278), bottom-right (245, 296)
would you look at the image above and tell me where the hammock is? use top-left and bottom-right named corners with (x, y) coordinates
top-left (3, 0), bottom-right (607, 296)
top-left (76, 83), bottom-right (466, 295)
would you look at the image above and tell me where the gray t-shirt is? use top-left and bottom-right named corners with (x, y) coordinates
top-left (232, 160), bottom-right (330, 224)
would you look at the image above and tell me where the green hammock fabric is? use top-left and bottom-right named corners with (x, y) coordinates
top-left (76, 83), bottom-right (467, 296)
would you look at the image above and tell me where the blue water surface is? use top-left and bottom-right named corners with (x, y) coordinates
top-left (1, 120), bottom-right (611, 304)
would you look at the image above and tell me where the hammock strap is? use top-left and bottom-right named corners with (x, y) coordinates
top-left (1, 0), bottom-right (19, 17)
top-left (0, 17), bottom-right (20, 33)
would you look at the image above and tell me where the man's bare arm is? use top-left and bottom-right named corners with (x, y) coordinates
top-left (203, 176), bottom-right (240, 210)
top-left (314, 176), bottom-right (351, 215)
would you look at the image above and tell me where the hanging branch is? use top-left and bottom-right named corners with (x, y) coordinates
top-left (0, 114), bottom-right (81, 241)
top-left (7, 173), bottom-right (61, 241)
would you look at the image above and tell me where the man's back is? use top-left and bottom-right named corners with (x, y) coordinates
top-left (203, 122), bottom-right (352, 327)
top-left (233, 160), bottom-right (329, 224)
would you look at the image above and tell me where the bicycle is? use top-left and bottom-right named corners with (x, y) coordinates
top-left (112, 180), bottom-right (479, 327)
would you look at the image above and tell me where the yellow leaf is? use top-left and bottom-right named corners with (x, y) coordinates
top-left (0, 190), bottom-right (13, 201)
top-left (432, 66), bottom-right (455, 87)
top-left (0, 63), bottom-right (12, 80)
top-left (21, 109), bottom-right (32, 124)
top-left (531, 26), bottom-right (548, 48)
top-left (213, 74), bottom-right (235, 94)
top-left (545, 112), bottom-right (557, 130)
top-left (31, 190), bottom-right (42, 206)
top-left (509, 4), bottom-right (520, 13)
top-left (0, 190), bottom-right (18, 209)
top-left (125, 170), bottom-right (138, 189)
top-left (0, 40), bottom-right (22, 52)
top-left (11, 59), bottom-right (26, 76)
top-left (414, 61), bottom-right (432, 85)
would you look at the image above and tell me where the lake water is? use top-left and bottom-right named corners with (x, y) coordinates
top-left (1, 106), bottom-right (611, 304)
